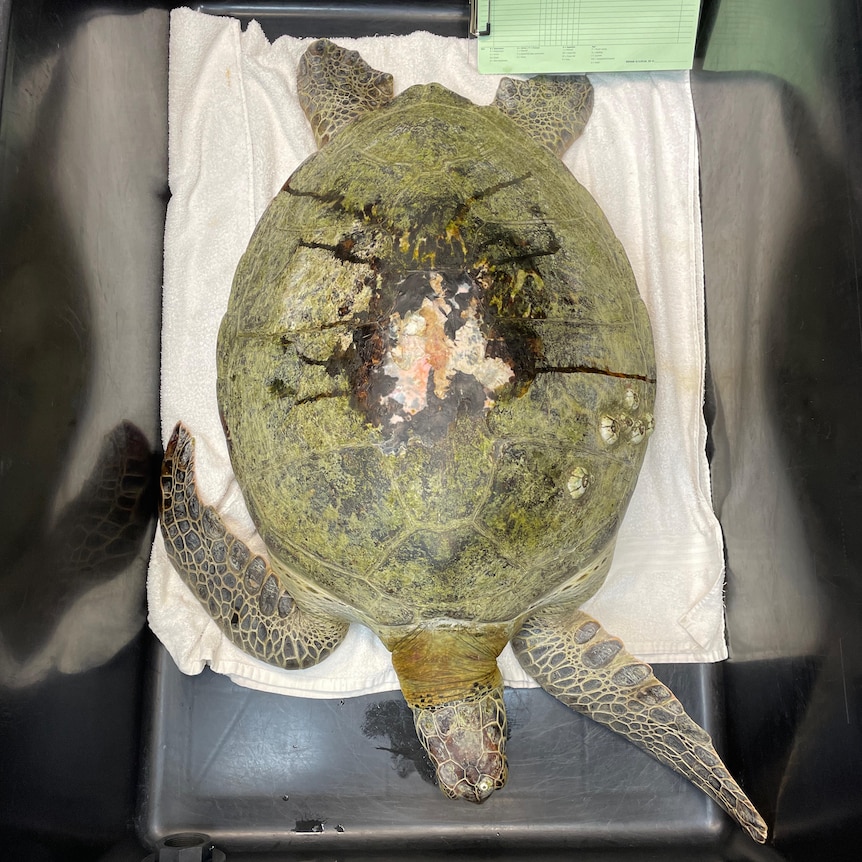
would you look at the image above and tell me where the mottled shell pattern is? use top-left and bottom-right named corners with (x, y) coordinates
top-left (215, 46), bottom-right (656, 644)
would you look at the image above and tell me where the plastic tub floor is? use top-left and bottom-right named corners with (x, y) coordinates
top-left (141, 645), bottom-right (727, 853)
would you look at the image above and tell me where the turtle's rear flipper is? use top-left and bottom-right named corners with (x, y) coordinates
top-left (159, 423), bottom-right (348, 669)
top-left (512, 607), bottom-right (768, 844)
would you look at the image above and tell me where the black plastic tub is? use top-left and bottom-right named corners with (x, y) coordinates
top-left (1, 2), bottom-right (861, 860)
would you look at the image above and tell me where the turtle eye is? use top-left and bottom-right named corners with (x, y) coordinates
top-left (476, 775), bottom-right (496, 796)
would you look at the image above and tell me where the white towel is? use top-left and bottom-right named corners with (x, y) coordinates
top-left (148, 7), bottom-right (726, 699)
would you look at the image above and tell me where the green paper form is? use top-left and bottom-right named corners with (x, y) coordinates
top-left (477, 0), bottom-right (702, 74)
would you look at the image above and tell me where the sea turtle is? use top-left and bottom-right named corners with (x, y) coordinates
top-left (159, 39), bottom-right (767, 843)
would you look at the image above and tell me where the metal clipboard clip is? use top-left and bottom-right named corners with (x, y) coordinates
top-left (470, 0), bottom-right (491, 37)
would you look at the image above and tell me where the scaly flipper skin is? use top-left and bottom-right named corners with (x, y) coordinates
top-left (159, 423), bottom-right (348, 669)
top-left (512, 608), bottom-right (768, 844)
top-left (297, 39), bottom-right (394, 148)
top-left (492, 75), bottom-right (594, 157)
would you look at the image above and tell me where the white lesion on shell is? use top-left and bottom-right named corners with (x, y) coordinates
top-left (643, 412), bottom-right (655, 435)
top-left (566, 465), bottom-right (591, 499)
top-left (629, 418), bottom-right (647, 444)
top-left (599, 415), bottom-right (620, 446)
top-left (381, 272), bottom-right (513, 422)
top-left (603, 410), bottom-right (655, 446)
top-left (599, 382), bottom-right (656, 447)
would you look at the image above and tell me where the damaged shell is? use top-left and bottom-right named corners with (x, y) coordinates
top-left (216, 65), bottom-right (656, 633)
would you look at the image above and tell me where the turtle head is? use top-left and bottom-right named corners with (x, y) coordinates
top-left (412, 685), bottom-right (508, 803)
top-left (390, 626), bottom-right (509, 803)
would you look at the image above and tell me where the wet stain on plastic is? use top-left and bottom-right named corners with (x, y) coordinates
top-left (362, 699), bottom-right (437, 786)
top-left (293, 818), bottom-right (326, 833)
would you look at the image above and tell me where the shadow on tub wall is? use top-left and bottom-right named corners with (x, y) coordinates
top-left (0, 0), bottom-right (164, 685)
top-left (0, 3), bottom-right (167, 858)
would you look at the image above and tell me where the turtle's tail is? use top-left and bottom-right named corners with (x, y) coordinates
top-left (389, 627), bottom-right (510, 803)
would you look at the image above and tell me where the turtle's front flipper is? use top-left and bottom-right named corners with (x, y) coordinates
top-left (159, 423), bottom-right (348, 669)
top-left (512, 608), bottom-right (768, 844)
top-left (298, 39), bottom-right (394, 148)
top-left (492, 75), bottom-right (593, 157)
